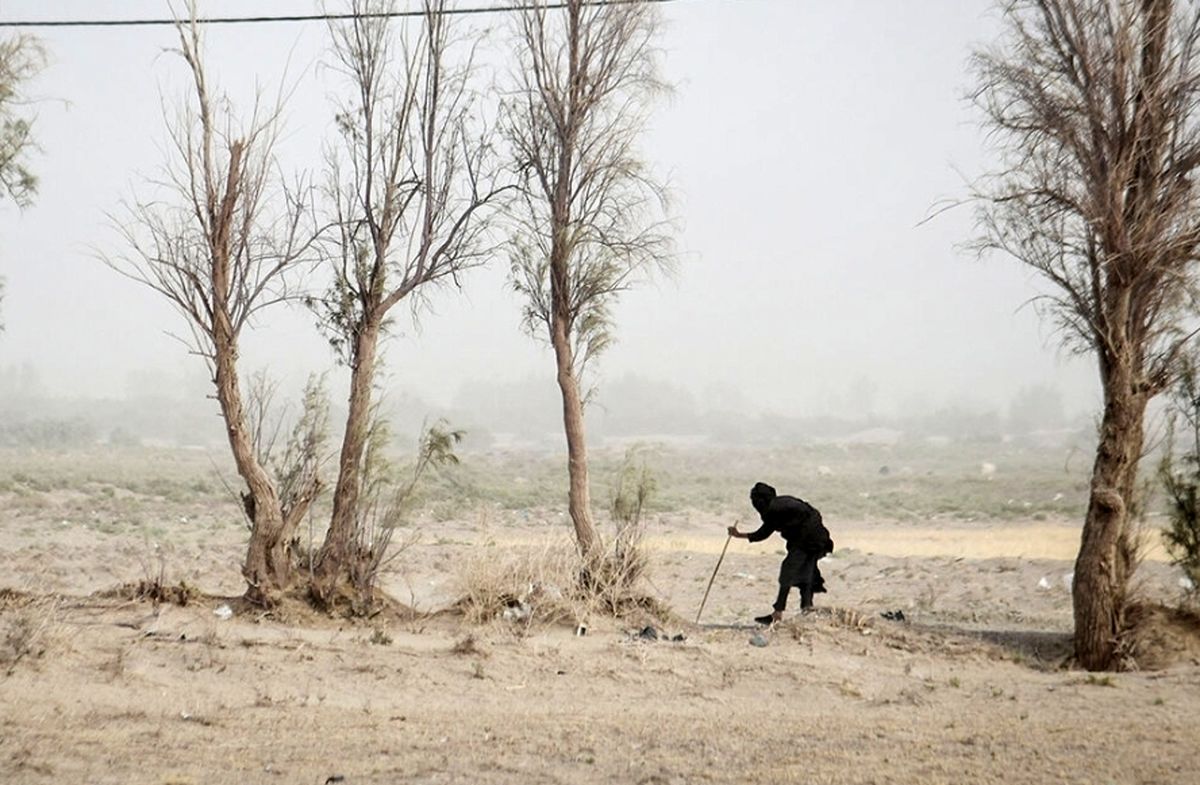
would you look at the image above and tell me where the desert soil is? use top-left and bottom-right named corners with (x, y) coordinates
top-left (2, 495), bottom-right (1199, 785)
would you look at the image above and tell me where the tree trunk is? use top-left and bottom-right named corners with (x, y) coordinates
top-left (550, 316), bottom-right (601, 563)
top-left (213, 324), bottom-right (290, 605)
top-left (202, 141), bottom-right (293, 605)
top-left (1074, 359), bottom-right (1147, 670)
top-left (314, 319), bottom-right (382, 601)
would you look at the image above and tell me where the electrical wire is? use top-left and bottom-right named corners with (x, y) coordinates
top-left (0, 0), bottom-right (679, 28)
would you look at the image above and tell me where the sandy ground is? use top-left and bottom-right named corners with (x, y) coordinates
top-left (2, 494), bottom-right (1199, 784)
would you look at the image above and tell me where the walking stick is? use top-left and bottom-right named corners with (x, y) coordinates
top-left (695, 529), bottom-right (734, 624)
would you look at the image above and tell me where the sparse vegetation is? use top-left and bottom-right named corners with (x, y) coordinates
top-left (0, 440), bottom-right (1101, 526)
top-left (453, 539), bottom-right (582, 626)
top-left (324, 419), bottom-right (463, 615)
top-left (7, 2), bottom-right (1200, 780)
top-left (450, 633), bottom-right (485, 657)
top-left (1, 596), bottom-right (60, 676)
top-left (1159, 361), bottom-right (1200, 603)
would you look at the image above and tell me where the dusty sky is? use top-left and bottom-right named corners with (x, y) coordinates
top-left (0, 0), bottom-right (1098, 421)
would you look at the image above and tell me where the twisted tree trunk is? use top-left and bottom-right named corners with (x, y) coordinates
top-left (1074, 349), bottom-right (1147, 670)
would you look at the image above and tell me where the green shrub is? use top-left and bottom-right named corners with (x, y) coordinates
top-left (1158, 362), bottom-right (1200, 602)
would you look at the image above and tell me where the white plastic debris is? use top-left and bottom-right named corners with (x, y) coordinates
top-left (213, 604), bottom-right (234, 620)
top-left (1061, 572), bottom-right (1074, 591)
top-left (732, 572), bottom-right (757, 582)
top-left (1037, 576), bottom-right (1052, 590)
top-left (502, 601), bottom-right (532, 622)
top-left (1180, 576), bottom-right (1196, 591)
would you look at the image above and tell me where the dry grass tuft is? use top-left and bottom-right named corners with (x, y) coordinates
top-left (0, 587), bottom-right (36, 611)
top-left (2, 596), bottom-right (63, 675)
top-left (450, 633), bottom-right (487, 657)
top-left (100, 579), bottom-right (196, 606)
top-left (453, 540), bottom-right (582, 626)
top-left (1117, 602), bottom-right (1200, 671)
top-left (451, 536), bottom-right (671, 628)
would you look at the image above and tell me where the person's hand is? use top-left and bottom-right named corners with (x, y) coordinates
top-left (727, 524), bottom-right (740, 538)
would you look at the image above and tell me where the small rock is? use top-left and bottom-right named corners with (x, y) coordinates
top-left (637, 625), bottom-right (659, 641)
top-left (881, 610), bottom-right (906, 622)
top-left (1180, 576), bottom-right (1196, 591)
top-left (213, 604), bottom-right (233, 620)
top-left (670, 633), bottom-right (686, 643)
top-left (749, 633), bottom-right (769, 648)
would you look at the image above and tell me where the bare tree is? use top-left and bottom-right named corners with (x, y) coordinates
top-left (106, 9), bottom-right (319, 606)
top-left (310, 0), bottom-right (505, 606)
top-left (504, 0), bottom-right (670, 565)
top-left (973, 0), bottom-right (1200, 669)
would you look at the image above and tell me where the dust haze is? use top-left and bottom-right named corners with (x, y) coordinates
top-left (0, 0), bottom-right (1095, 448)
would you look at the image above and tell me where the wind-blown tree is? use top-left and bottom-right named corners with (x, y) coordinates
top-left (0, 34), bottom-right (44, 208)
top-left (310, 0), bottom-right (505, 607)
top-left (973, 0), bottom-right (1200, 669)
top-left (106, 12), bottom-right (320, 605)
top-left (0, 33), bottom-right (46, 333)
top-left (504, 0), bottom-right (670, 566)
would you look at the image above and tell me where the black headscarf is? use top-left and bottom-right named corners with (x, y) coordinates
top-left (750, 482), bottom-right (776, 513)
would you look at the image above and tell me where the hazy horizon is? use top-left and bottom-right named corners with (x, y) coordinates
top-left (0, 0), bottom-right (1101, 431)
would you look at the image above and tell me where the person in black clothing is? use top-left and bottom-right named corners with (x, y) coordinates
top-left (728, 481), bottom-right (834, 625)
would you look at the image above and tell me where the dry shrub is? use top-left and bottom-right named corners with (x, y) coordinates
top-left (1116, 602), bottom-right (1200, 671)
top-left (2, 596), bottom-right (62, 675)
top-left (0, 587), bottom-right (34, 611)
top-left (453, 451), bottom-right (667, 627)
top-left (453, 539), bottom-right (582, 626)
top-left (580, 445), bottom-right (662, 616)
top-left (129, 579), bottom-right (196, 606)
top-left (313, 418), bottom-right (459, 616)
top-left (99, 546), bottom-right (196, 606)
top-left (453, 536), bottom-right (671, 628)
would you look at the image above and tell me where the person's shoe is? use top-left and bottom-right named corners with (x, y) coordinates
top-left (754, 613), bottom-right (777, 626)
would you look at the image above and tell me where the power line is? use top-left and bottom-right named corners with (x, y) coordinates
top-left (0, 0), bottom-right (678, 29)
